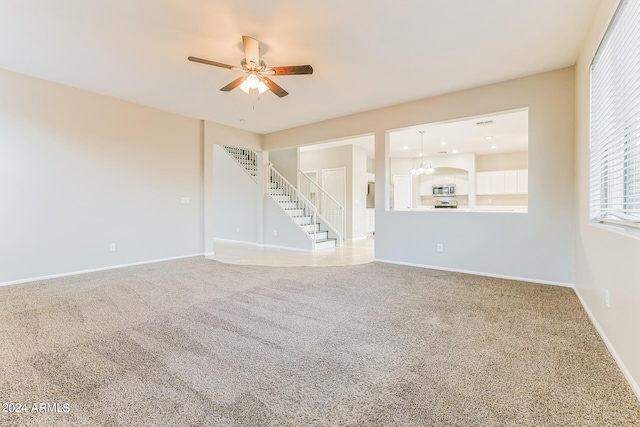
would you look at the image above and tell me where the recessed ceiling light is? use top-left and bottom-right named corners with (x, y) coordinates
top-left (441, 141), bottom-right (447, 145)
top-left (452, 149), bottom-right (458, 153)
top-left (418, 152), bottom-right (423, 157)
top-left (483, 136), bottom-right (494, 140)
top-left (403, 146), bottom-right (408, 150)
top-left (491, 145), bottom-right (497, 149)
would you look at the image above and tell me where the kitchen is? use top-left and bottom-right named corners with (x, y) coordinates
top-left (389, 109), bottom-right (528, 213)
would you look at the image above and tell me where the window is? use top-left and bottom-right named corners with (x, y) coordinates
top-left (590, 0), bottom-right (640, 229)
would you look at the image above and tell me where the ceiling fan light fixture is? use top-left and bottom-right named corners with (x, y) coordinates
top-left (188, 36), bottom-right (312, 98)
top-left (257, 79), bottom-right (269, 95)
top-left (240, 74), bottom-right (258, 92)
top-left (240, 74), bottom-right (270, 95)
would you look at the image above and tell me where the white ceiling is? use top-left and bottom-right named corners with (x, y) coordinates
top-left (389, 109), bottom-right (528, 158)
top-left (0, 0), bottom-right (599, 135)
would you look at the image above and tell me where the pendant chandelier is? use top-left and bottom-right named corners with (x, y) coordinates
top-left (410, 131), bottom-right (435, 175)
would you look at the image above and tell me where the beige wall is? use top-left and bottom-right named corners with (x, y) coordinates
top-left (0, 68), bottom-right (204, 284)
top-left (265, 67), bottom-right (575, 286)
top-left (269, 148), bottom-right (299, 185)
top-left (574, 0), bottom-right (640, 397)
top-left (476, 151), bottom-right (528, 172)
top-left (202, 121), bottom-right (263, 252)
top-left (300, 145), bottom-right (356, 238)
top-left (352, 146), bottom-right (368, 240)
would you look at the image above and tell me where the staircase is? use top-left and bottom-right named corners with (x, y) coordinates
top-left (267, 168), bottom-right (337, 250)
top-left (222, 145), bottom-right (337, 251)
top-left (223, 146), bottom-right (258, 181)
top-left (298, 170), bottom-right (345, 246)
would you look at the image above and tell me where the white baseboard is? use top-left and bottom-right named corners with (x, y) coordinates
top-left (0, 253), bottom-right (205, 288)
top-left (260, 243), bottom-right (312, 253)
top-left (213, 237), bottom-right (258, 245)
top-left (573, 289), bottom-right (640, 401)
top-left (373, 258), bottom-right (574, 288)
top-left (213, 237), bottom-right (313, 253)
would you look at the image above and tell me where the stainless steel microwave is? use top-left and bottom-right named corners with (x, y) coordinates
top-left (433, 184), bottom-right (456, 197)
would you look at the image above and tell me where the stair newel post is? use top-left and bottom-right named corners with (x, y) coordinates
top-left (312, 206), bottom-right (317, 245)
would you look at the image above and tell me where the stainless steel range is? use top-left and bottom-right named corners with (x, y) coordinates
top-left (434, 199), bottom-right (458, 208)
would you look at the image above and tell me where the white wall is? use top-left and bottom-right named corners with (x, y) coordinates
top-left (263, 197), bottom-right (313, 251)
top-left (0, 68), bottom-right (204, 284)
top-left (202, 121), bottom-right (263, 253)
top-left (212, 145), bottom-right (259, 243)
top-left (574, 0), bottom-right (640, 397)
top-left (265, 67), bottom-right (575, 286)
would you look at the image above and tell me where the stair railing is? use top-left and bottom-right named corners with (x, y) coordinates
top-left (222, 145), bottom-right (258, 182)
top-left (268, 164), bottom-right (318, 243)
top-left (298, 170), bottom-right (345, 246)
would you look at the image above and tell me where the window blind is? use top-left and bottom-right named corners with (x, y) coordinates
top-left (590, 0), bottom-right (640, 229)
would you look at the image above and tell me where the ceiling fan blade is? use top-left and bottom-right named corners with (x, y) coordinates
top-left (242, 36), bottom-right (260, 65)
top-left (220, 76), bottom-right (246, 92)
top-left (262, 77), bottom-right (289, 97)
top-left (266, 65), bottom-right (313, 75)
top-left (188, 56), bottom-right (238, 70)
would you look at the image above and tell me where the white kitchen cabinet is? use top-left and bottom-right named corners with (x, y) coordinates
top-left (477, 169), bottom-right (528, 195)
top-left (505, 170), bottom-right (518, 194)
top-left (489, 171), bottom-right (505, 194)
top-left (477, 171), bottom-right (505, 195)
top-left (476, 172), bottom-right (490, 195)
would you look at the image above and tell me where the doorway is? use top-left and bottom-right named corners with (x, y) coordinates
top-left (321, 167), bottom-right (347, 235)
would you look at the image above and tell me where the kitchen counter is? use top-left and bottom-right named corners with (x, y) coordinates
top-left (410, 206), bottom-right (528, 213)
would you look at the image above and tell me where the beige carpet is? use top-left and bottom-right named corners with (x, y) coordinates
top-left (0, 257), bottom-right (639, 426)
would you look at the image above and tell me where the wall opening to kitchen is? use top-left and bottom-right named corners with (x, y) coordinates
top-left (387, 108), bottom-right (528, 213)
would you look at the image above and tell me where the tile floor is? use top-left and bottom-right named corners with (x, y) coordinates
top-left (208, 236), bottom-right (375, 267)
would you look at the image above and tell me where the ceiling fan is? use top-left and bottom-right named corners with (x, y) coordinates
top-left (188, 36), bottom-right (313, 97)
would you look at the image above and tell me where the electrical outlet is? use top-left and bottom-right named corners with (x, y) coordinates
top-left (109, 243), bottom-right (116, 252)
top-left (181, 197), bottom-right (190, 204)
top-left (605, 289), bottom-right (610, 308)
top-left (273, 230), bottom-right (278, 237)
top-left (437, 243), bottom-right (444, 252)
top-left (236, 227), bottom-right (240, 233)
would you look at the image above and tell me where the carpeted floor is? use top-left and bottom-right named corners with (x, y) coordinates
top-left (0, 257), bottom-right (639, 426)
